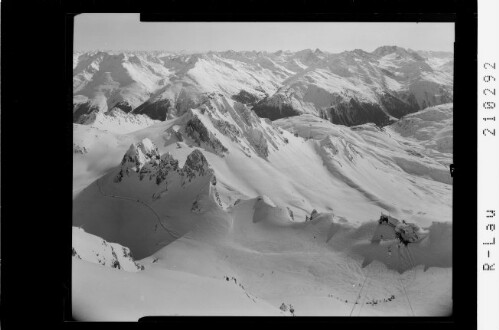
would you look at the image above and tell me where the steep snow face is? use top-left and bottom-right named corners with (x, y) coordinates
top-left (275, 114), bottom-right (452, 226)
top-left (388, 103), bottom-right (453, 156)
top-left (386, 104), bottom-right (453, 173)
top-left (73, 124), bottom-right (138, 195)
top-left (72, 227), bottom-right (143, 272)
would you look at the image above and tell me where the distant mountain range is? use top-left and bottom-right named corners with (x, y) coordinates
top-left (73, 46), bottom-right (452, 132)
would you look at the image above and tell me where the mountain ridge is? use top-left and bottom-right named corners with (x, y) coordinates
top-left (73, 46), bottom-right (453, 132)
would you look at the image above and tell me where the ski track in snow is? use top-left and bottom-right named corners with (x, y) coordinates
top-left (96, 177), bottom-right (182, 240)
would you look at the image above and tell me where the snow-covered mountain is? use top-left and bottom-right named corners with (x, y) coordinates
top-left (72, 227), bottom-right (143, 272)
top-left (73, 47), bottom-right (452, 132)
top-left (253, 46), bottom-right (452, 126)
top-left (73, 47), bottom-right (453, 319)
top-left (414, 50), bottom-right (454, 74)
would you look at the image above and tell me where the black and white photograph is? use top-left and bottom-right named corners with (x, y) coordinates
top-left (71, 14), bottom-right (454, 319)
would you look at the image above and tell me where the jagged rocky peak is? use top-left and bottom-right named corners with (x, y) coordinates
top-left (115, 138), bottom-right (161, 182)
top-left (121, 138), bottom-right (160, 171)
top-left (115, 140), bottom-right (215, 186)
top-left (314, 48), bottom-right (322, 54)
top-left (136, 138), bottom-right (160, 158)
top-left (192, 96), bottom-right (276, 160)
top-left (183, 149), bottom-right (213, 179)
top-left (160, 151), bottom-right (177, 164)
top-left (154, 152), bottom-right (180, 185)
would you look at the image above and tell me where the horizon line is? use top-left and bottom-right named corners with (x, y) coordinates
top-left (73, 46), bottom-right (454, 53)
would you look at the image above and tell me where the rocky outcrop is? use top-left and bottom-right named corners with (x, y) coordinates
top-left (111, 100), bottom-right (134, 113)
top-left (327, 99), bottom-right (392, 127)
top-left (115, 138), bottom-right (161, 182)
top-left (181, 149), bottom-right (214, 184)
top-left (231, 89), bottom-right (261, 106)
top-left (73, 143), bottom-right (88, 154)
top-left (185, 116), bottom-right (228, 156)
top-left (154, 153), bottom-right (180, 185)
top-left (132, 99), bottom-right (172, 121)
top-left (73, 101), bottom-right (100, 123)
top-left (379, 92), bottom-right (419, 119)
top-left (252, 95), bottom-right (301, 121)
top-left (115, 139), bottom-right (215, 189)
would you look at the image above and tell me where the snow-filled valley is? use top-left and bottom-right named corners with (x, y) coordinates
top-left (72, 47), bottom-right (453, 319)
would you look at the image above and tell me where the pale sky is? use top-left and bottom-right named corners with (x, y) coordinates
top-left (74, 13), bottom-right (454, 53)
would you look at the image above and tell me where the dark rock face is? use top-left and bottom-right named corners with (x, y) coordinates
top-left (185, 117), bottom-right (228, 155)
top-left (112, 101), bottom-right (133, 113)
top-left (232, 90), bottom-right (260, 106)
top-left (73, 102), bottom-right (99, 123)
top-left (115, 139), bottom-right (161, 183)
top-left (328, 99), bottom-right (392, 127)
top-left (252, 96), bottom-right (392, 127)
top-left (186, 117), bottom-right (210, 145)
top-left (183, 149), bottom-right (212, 181)
top-left (252, 101), bottom-right (301, 121)
top-left (133, 99), bottom-right (172, 121)
top-left (155, 154), bottom-right (179, 185)
top-left (380, 93), bottom-right (419, 119)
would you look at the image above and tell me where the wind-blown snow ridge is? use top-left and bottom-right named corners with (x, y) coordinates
top-left (389, 103), bottom-right (453, 155)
